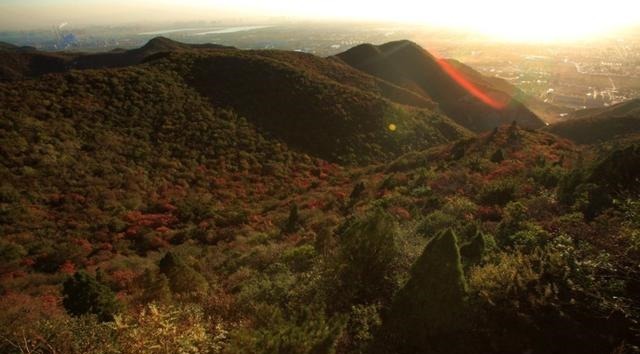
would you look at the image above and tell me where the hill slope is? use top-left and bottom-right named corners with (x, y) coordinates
top-left (442, 58), bottom-right (567, 123)
top-left (160, 49), bottom-right (470, 164)
top-left (0, 63), bottom-right (378, 321)
top-left (0, 41), bottom-right (37, 52)
top-left (0, 37), bottom-right (233, 81)
top-left (1, 38), bottom-right (470, 164)
top-left (546, 99), bottom-right (640, 144)
top-left (70, 36), bottom-right (234, 70)
top-left (1, 37), bottom-right (436, 110)
top-left (0, 50), bottom-right (71, 81)
top-left (336, 40), bottom-right (545, 132)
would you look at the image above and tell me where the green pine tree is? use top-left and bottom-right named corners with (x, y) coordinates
top-left (334, 209), bottom-right (400, 309)
top-left (384, 229), bottom-right (467, 353)
top-left (490, 148), bottom-right (505, 163)
top-left (284, 203), bottom-right (300, 233)
top-left (159, 252), bottom-right (208, 295)
top-left (460, 231), bottom-right (486, 266)
top-left (349, 181), bottom-right (366, 201)
top-left (139, 269), bottom-right (172, 304)
top-left (62, 271), bottom-right (121, 322)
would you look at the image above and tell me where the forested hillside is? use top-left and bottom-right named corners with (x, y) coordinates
top-left (336, 40), bottom-right (546, 132)
top-left (167, 50), bottom-right (468, 163)
top-left (1, 39), bottom-right (639, 354)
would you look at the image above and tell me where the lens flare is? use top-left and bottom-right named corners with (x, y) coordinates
top-left (436, 59), bottom-right (509, 110)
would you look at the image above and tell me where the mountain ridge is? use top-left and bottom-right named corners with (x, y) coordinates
top-left (159, 49), bottom-right (470, 164)
top-left (0, 41), bottom-right (471, 165)
top-left (0, 36), bottom-right (234, 81)
top-left (546, 99), bottom-right (640, 144)
top-left (336, 40), bottom-right (546, 132)
top-left (1, 37), bottom-right (550, 136)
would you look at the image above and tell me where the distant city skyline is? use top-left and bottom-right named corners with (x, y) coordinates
top-left (2, 0), bottom-right (640, 42)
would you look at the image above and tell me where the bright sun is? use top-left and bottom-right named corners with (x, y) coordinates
top-left (373, 0), bottom-right (640, 42)
top-left (2, 0), bottom-right (639, 41)
top-left (217, 0), bottom-right (640, 42)
top-left (448, 1), bottom-right (638, 42)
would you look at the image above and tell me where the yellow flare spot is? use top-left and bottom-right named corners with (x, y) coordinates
top-left (388, 123), bottom-right (397, 132)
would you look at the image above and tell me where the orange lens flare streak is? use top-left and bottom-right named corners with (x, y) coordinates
top-left (436, 58), bottom-right (509, 110)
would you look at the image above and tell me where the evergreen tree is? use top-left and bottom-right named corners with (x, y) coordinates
top-left (334, 209), bottom-right (400, 309)
top-left (314, 224), bottom-right (334, 257)
top-left (349, 181), bottom-right (366, 201)
top-left (284, 203), bottom-right (300, 233)
top-left (384, 229), bottom-right (467, 353)
top-left (460, 231), bottom-right (486, 266)
top-left (490, 148), bottom-right (505, 163)
top-left (159, 252), bottom-right (208, 295)
top-left (139, 269), bottom-right (172, 304)
top-left (62, 271), bottom-right (121, 322)
top-left (158, 251), bottom-right (185, 274)
top-left (508, 121), bottom-right (521, 145)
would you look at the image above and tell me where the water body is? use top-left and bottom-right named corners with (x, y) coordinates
top-left (192, 26), bottom-right (272, 35)
top-left (138, 27), bottom-right (217, 36)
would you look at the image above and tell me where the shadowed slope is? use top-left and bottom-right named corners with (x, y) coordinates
top-left (0, 41), bottom-right (37, 52)
top-left (442, 59), bottom-right (567, 123)
top-left (0, 49), bottom-right (71, 81)
top-left (0, 37), bottom-right (432, 110)
top-left (0, 37), bottom-right (233, 81)
top-left (162, 50), bottom-right (470, 164)
top-left (70, 36), bottom-right (234, 70)
top-left (253, 50), bottom-right (438, 109)
top-left (1, 38), bottom-right (470, 164)
top-left (546, 99), bottom-right (640, 144)
top-left (337, 40), bottom-right (545, 132)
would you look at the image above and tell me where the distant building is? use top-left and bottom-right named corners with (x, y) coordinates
top-left (60, 33), bottom-right (77, 49)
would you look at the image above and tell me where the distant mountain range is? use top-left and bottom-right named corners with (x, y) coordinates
top-left (0, 37), bottom-right (473, 165)
top-left (0, 41), bottom-right (37, 52)
top-left (0, 37), bottom-right (234, 81)
top-left (1, 37), bottom-right (639, 149)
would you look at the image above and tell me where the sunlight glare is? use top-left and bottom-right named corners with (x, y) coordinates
top-left (207, 0), bottom-right (640, 42)
top-left (2, 0), bottom-right (639, 42)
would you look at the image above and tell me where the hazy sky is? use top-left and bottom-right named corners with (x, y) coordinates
top-left (2, 0), bottom-right (640, 41)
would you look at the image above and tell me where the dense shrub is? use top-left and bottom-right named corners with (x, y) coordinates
top-left (138, 269), bottom-right (172, 304)
top-left (490, 148), bottom-right (505, 163)
top-left (226, 305), bottom-right (343, 354)
top-left (0, 240), bottom-right (26, 266)
top-left (417, 196), bottom-right (477, 237)
top-left (478, 179), bottom-right (517, 206)
top-left (0, 45), bottom-right (638, 353)
top-left (159, 252), bottom-right (208, 295)
top-left (283, 203), bottom-right (301, 234)
top-left (114, 303), bottom-right (226, 354)
top-left (62, 271), bottom-right (121, 322)
top-left (282, 245), bottom-right (317, 272)
top-left (337, 304), bottom-right (382, 354)
top-left (531, 165), bottom-right (564, 188)
top-left (460, 231), bottom-right (486, 266)
top-left (332, 209), bottom-right (401, 309)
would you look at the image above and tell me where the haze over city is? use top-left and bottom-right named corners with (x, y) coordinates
top-left (2, 0), bottom-right (640, 42)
